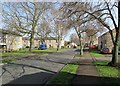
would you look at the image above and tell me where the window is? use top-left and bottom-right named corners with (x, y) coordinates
top-left (16, 37), bottom-right (20, 42)
top-left (105, 40), bottom-right (106, 44)
top-left (0, 35), bottom-right (6, 43)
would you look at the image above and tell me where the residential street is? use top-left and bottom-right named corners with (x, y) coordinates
top-left (1, 49), bottom-right (120, 85)
top-left (0, 1), bottom-right (120, 86)
top-left (1, 49), bottom-right (76, 85)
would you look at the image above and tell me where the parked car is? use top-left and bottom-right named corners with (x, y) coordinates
top-left (100, 48), bottom-right (110, 54)
top-left (118, 48), bottom-right (120, 54)
top-left (89, 45), bottom-right (95, 49)
top-left (38, 44), bottom-right (47, 50)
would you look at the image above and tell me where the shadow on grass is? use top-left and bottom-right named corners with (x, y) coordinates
top-left (47, 72), bottom-right (120, 86)
top-left (72, 74), bottom-right (120, 86)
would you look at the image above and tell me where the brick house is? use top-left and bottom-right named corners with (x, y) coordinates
top-left (98, 29), bottom-right (120, 52)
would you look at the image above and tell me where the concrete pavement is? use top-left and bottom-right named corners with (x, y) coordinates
top-left (71, 51), bottom-right (102, 85)
top-left (71, 50), bottom-right (120, 85)
top-left (1, 49), bottom-right (75, 85)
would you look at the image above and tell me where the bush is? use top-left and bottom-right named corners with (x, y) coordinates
top-left (26, 46), bottom-right (29, 48)
top-left (35, 46), bottom-right (38, 48)
top-left (61, 46), bottom-right (64, 49)
top-left (19, 48), bottom-right (22, 50)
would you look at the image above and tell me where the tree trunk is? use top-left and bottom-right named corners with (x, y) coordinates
top-left (29, 27), bottom-right (35, 52)
top-left (57, 40), bottom-right (60, 51)
top-left (108, 41), bottom-right (119, 66)
top-left (79, 37), bottom-right (83, 55)
top-left (112, 43), bottom-right (119, 64)
top-left (108, 1), bottom-right (120, 66)
top-left (29, 34), bottom-right (34, 52)
top-left (57, 45), bottom-right (59, 51)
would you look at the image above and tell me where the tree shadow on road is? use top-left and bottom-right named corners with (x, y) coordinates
top-left (74, 49), bottom-right (89, 52)
top-left (2, 71), bottom-right (55, 86)
top-left (2, 66), bottom-right (120, 86)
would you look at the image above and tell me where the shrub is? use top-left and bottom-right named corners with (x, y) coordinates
top-left (61, 46), bottom-right (64, 49)
top-left (35, 46), bottom-right (38, 48)
top-left (26, 46), bottom-right (29, 48)
top-left (19, 48), bottom-right (22, 50)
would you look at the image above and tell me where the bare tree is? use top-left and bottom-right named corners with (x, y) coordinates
top-left (60, 2), bottom-right (98, 55)
top-left (70, 33), bottom-right (79, 45)
top-left (82, 1), bottom-right (119, 66)
top-left (3, 2), bottom-right (51, 51)
top-left (49, 8), bottom-right (69, 51)
top-left (36, 18), bottom-right (51, 44)
top-left (60, 1), bottom-right (119, 66)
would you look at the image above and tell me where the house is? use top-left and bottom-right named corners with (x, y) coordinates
top-left (22, 37), bottom-right (65, 49)
top-left (39, 37), bottom-right (65, 48)
top-left (22, 37), bottom-right (30, 48)
top-left (0, 29), bottom-right (23, 51)
top-left (98, 29), bottom-right (120, 52)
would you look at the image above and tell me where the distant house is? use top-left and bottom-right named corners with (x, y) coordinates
top-left (22, 37), bottom-right (30, 48)
top-left (22, 37), bottom-right (65, 49)
top-left (82, 32), bottom-right (98, 46)
top-left (0, 29), bottom-right (22, 51)
top-left (98, 29), bottom-right (120, 52)
top-left (39, 37), bottom-right (65, 48)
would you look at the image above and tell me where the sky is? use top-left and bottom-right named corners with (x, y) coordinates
top-left (0, 0), bottom-right (118, 41)
top-left (0, 1), bottom-right (2, 28)
top-left (1, 0), bottom-right (118, 2)
top-left (64, 28), bottom-right (76, 41)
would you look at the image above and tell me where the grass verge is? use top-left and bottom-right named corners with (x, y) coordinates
top-left (89, 49), bottom-right (104, 57)
top-left (93, 61), bottom-right (120, 85)
top-left (47, 64), bottom-right (79, 86)
top-left (1, 48), bottom-right (70, 57)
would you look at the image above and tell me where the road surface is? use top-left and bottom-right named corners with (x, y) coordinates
top-left (1, 49), bottom-right (75, 85)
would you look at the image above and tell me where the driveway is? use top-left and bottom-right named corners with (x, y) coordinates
top-left (1, 49), bottom-right (75, 85)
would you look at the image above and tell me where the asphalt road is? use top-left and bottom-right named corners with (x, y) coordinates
top-left (1, 49), bottom-right (76, 85)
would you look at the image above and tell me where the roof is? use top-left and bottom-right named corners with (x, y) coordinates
top-left (22, 37), bottom-right (58, 40)
top-left (98, 28), bottom-right (115, 38)
top-left (22, 37), bottom-right (29, 40)
top-left (0, 29), bottom-right (22, 36)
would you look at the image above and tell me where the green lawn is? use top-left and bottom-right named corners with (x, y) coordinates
top-left (0, 48), bottom-right (70, 64)
top-left (89, 49), bottom-right (104, 57)
top-left (94, 61), bottom-right (120, 85)
top-left (47, 64), bottom-right (79, 86)
top-left (1, 48), bottom-right (70, 57)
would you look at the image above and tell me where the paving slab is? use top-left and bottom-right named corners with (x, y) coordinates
top-left (71, 51), bottom-right (102, 85)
